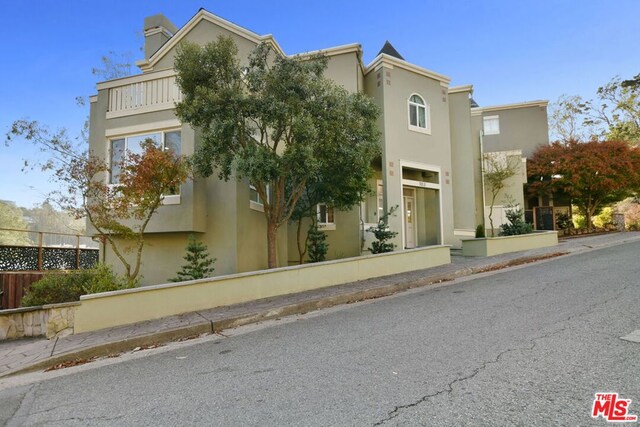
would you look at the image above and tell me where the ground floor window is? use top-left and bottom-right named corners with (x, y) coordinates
top-left (317, 203), bottom-right (335, 224)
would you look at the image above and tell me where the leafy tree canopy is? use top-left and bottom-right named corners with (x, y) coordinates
top-left (528, 140), bottom-right (640, 230)
top-left (174, 36), bottom-right (380, 268)
top-left (549, 74), bottom-right (640, 145)
top-left (0, 200), bottom-right (31, 245)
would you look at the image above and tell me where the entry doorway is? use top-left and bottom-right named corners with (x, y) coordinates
top-left (403, 188), bottom-right (416, 249)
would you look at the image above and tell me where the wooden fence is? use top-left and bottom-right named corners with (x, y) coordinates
top-left (0, 228), bottom-right (99, 309)
top-left (0, 272), bottom-right (47, 310)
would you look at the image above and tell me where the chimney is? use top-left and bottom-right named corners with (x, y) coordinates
top-left (143, 14), bottom-right (178, 59)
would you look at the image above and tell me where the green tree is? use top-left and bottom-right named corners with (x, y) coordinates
top-left (170, 234), bottom-right (216, 282)
top-left (368, 206), bottom-right (399, 254)
top-left (498, 204), bottom-right (533, 236)
top-left (0, 200), bottom-right (31, 245)
top-left (549, 94), bottom-right (593, 142)
top-left (549, 74), bottom-right (640, 145)
top-left (23, 201), bottom-right (83, 234)
top-left (306, 225), bottom-right (329, 263)
top-left (174, 36), bottom-right (380, 268)
top-left (482, 153), bottom-right (520, 236)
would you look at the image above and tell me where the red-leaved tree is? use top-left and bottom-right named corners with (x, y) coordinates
top-left (7, 121), bottom-right (190, 282)
top-left (528, 140), bottom-right (640, 231)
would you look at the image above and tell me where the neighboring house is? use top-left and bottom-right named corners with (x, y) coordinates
top-left (470, 102), bottom-right (567, 231)
top-left (89, 10), bottom-right (550, 284)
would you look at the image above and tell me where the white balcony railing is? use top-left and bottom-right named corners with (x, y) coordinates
top-left (98, 70), bottom-right (183, 119)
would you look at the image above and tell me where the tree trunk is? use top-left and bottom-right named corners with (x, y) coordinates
top-left (296, 217), bottom-right (307, 265)
top-left (267, 221), bottom-right (278, 269)
top-left (586, 205), bottom-right (597, 233)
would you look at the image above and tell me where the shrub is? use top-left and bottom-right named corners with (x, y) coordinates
top-left (573, 213), bottom-right (587, 230)
top-left (593, 207), bottom-right (613, 229)
top-left (170, 234), bottom-right (216, 282)
top-left (475, 224), bottom-right (485, 238)
top-left (555, 212), bottom-right (573, 232)
top-left (368, 206), bottom-right (399, 254)
top-left (307, 225), bottom-right (329, 263)
top-left (21, 264), bottom-right (134, 307)
top-left (499, 205), bottom-right (533, 236)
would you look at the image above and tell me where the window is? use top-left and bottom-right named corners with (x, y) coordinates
top-left (483, 115), bottom-right (500, 135)
top-left (249, 184), bottom-right (270, 211)
top-left (408, 94), bottom-right (430, 133)
top-left (317, 203), bottom-right (335, 224)
top-left (109, 130), bottom-right (181, 189)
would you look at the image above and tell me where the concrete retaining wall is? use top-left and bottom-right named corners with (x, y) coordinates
top-left (461, 231), bottom-right (558, 257)
top-left (74, 245), bottom-right (451, 333)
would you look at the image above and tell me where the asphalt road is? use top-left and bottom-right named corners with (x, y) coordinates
top-left (1, 241), bottom-right (639, 426)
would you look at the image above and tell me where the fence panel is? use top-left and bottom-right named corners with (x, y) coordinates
top-left (0, 246), bottom-right (98, 271)
top-left (0, 272), bottom-right (46, 310)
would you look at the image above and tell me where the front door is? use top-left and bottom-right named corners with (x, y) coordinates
top-left (403, 190), bottom-right (416, 249)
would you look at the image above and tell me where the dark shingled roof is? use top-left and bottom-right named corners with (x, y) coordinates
top-left (378, 41), bottom-right (404, 60)
top-left (470, 97), bottom-right (479, 108)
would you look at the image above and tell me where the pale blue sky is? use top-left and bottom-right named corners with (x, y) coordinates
top-left (1, 1), bottom-right (639, 208)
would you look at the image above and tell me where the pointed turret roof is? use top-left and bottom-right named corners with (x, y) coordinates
top-left (377, 41), bottom-right (404, 60)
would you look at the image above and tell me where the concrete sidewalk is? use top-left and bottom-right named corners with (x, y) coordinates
top-left (1, 232), bottom-right (639, 378)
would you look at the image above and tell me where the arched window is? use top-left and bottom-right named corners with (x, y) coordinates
top-left (408, 94), bottom-right (430, 133)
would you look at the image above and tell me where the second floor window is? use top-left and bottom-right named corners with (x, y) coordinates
top-left (249, 184), bottom-right (271, 211)
top-left (110, 130), bottom-right (181, 189)
top-left (408, 94), bottom-right (430, 133)
top-left (250, 184), bottom-right (267, 206)
top-left (483, 115), bottom-right (500, 135)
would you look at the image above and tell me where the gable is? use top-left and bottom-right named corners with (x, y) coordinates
top-left (138, 10), bottom-right (285, 72)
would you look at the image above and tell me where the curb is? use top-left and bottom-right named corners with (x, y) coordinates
top-left (1, 250), bottom-right (578, 378)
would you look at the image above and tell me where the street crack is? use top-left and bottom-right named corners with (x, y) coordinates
top-left (373, 341), bottom-right (537, 425)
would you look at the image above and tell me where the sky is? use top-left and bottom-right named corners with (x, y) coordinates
top-left (0, 0), bottom-right (639, 209)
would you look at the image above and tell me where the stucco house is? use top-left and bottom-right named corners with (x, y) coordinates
top-left (89, 9), bottom-right (550, 284)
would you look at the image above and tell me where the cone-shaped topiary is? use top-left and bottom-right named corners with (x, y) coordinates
top-left (170, 234), bottom-right (216, 282)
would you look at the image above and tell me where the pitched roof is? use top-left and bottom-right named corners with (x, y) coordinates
top-left (377, 41), bottom-right (404, 60)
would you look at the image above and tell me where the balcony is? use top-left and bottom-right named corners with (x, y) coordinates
top-left (97, 69), bottom-right (183, 119)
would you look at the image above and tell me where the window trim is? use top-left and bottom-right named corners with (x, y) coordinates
top-left (108, 128), bottom-right (182, 205)
top-left (408, 93), bottom-right (431, 135)
top-left (317, 203), bottom-right (336, 230)
top-left (249, 184), bottom-right (270, 212)
top-left (483, 115), bottom-right (500, 135)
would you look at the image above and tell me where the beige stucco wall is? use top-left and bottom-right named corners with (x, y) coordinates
top-left (151, 19), bottom-right (260, 72)
top-left (322, 51), bottom-right (362, 93)
top-left (482, 151), bottom-right (527, 234)
top-left (476, 105), bottom-right (549, 158)
top-left (286, 207), bottom-right (362, 265)
top-left (364, 62), bottom-right (454, 249)
top-left (461, 231), bottom-right (558, 257)
top-left (75, 245), bottom-right (451, 333)
top-left (449, 89), bottom-right (482, 236)
top-left (103, 176), bottom-right (291, 285)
